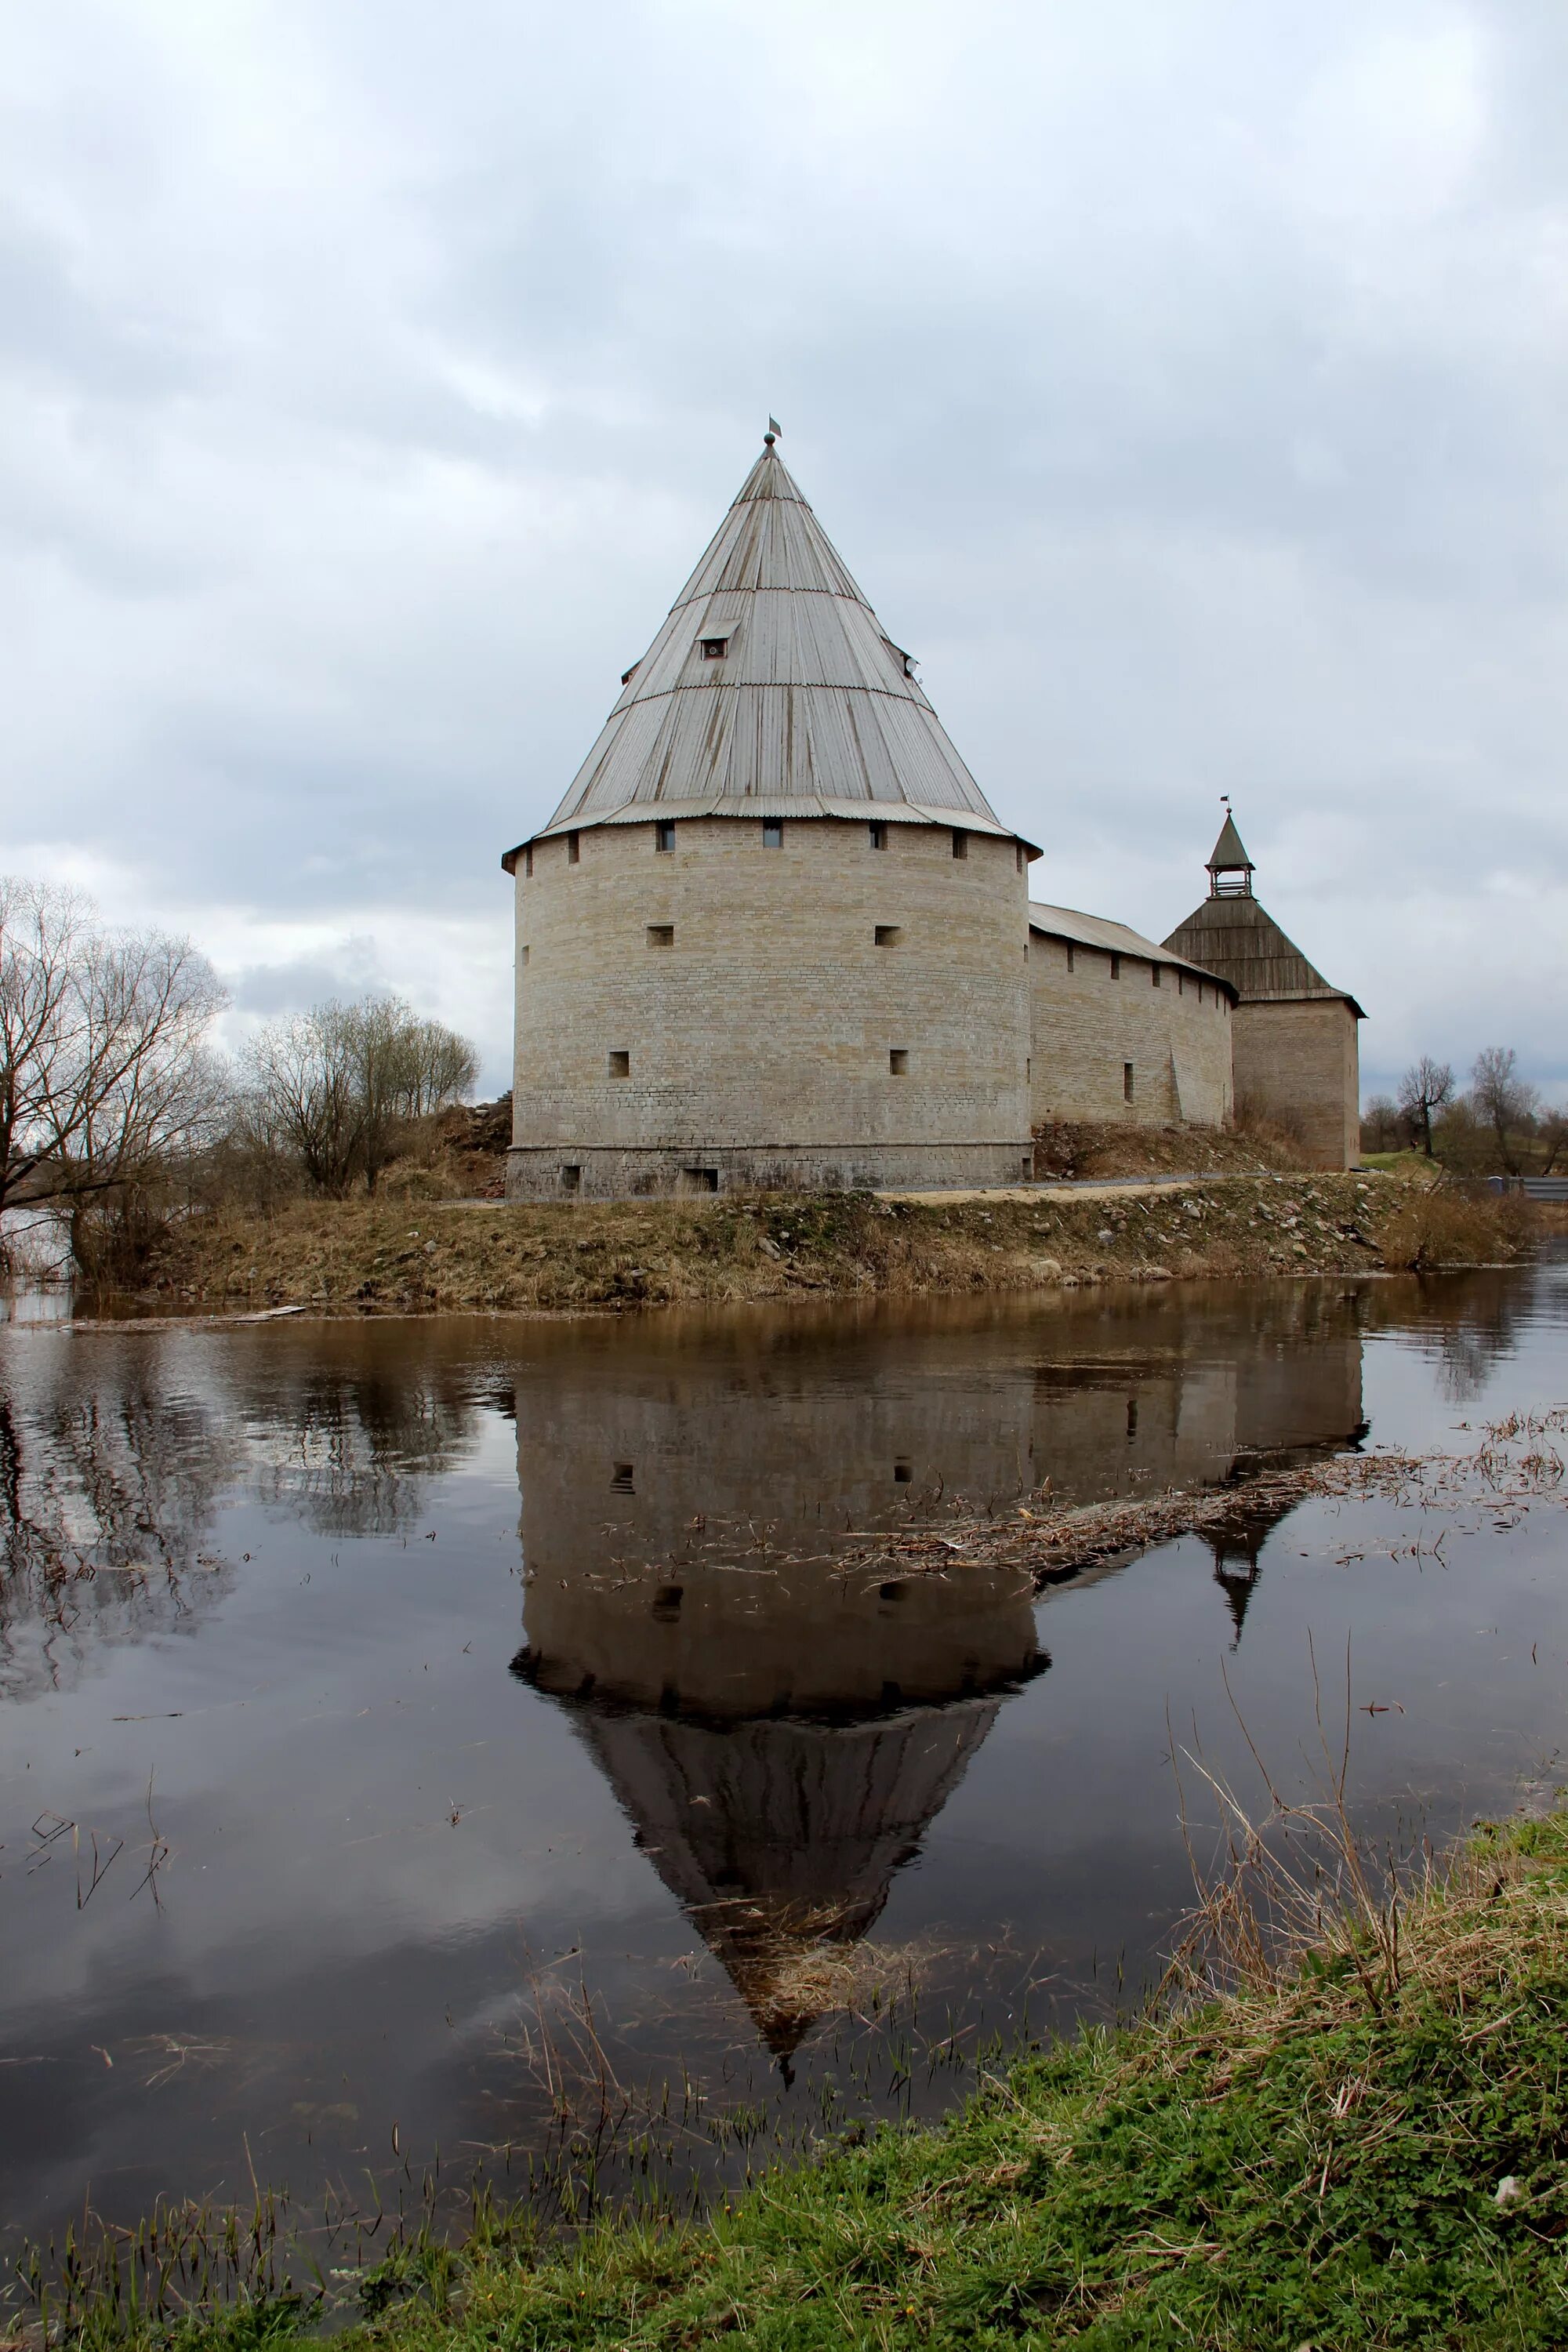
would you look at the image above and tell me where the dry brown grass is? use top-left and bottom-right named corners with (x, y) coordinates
top-left (1372, 1181), bottom-right (1529, 1269)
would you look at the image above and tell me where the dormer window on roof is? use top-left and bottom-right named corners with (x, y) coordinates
top-left (699, 634), bottom-right (730, 661)
top-left (885, 640), bottom-right (917, 680)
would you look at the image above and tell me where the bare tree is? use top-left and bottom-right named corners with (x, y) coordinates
top-left (243, 995), bottom-right (477, 1196)
top-left (1538, 1106), bottom-right (1568, 1177)
top-left (1470, 1046), bottom-right (1538, 1176)
top-left (0, 877), bottom-right (227, 1214)
top-left (1396, 1057), bottom-right (1454, 1158)
top-left (1359, 1095), bottom-right (1401, 1153)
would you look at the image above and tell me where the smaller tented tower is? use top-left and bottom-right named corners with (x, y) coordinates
top-left (1163, 816), bottom-right (1363, 1169)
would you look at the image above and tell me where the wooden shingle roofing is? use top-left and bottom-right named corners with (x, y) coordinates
top-left (1163, 892), bottom-right (1365, 1018)
top-left (504, 438), bottom-right (1033, 867)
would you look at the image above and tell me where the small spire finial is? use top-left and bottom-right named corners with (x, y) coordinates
top-left (764, 414), bottom-right (782, 447)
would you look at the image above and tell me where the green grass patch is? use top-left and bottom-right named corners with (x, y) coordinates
top-left (42, 1811), bottom-right (1568, 2350)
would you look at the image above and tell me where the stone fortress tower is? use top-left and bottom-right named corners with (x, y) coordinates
top-left (503, 434), bottom-right (1040, 1198)
top-left (502, 437), bottom-right (1367, 1187)
top-left (1164, 814), bottom-right (1363, 1172)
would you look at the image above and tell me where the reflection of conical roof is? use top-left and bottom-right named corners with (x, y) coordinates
top-left (569, 1700), bottom-right (1004, 2058)
top-left (523, 439), bottom-right (1018, 845)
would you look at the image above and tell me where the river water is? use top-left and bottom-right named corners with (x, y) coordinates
top-left (2, 1261), bottom-right (1566, 2261)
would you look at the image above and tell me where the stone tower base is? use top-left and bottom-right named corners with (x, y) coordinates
top-left (505, 1142), bottom-right (1035, 1201)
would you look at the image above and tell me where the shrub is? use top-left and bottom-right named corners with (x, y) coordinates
top-left (1375, 1181), bottom-right (1526, 1270)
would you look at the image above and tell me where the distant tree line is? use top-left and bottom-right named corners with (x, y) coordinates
top-left (1, 875), bottom-right (480, 1279)
top-left (1362, 1048), bottom-right (1566, 1176)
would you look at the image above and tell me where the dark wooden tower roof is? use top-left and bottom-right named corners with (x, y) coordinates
top-left (1163, 815), bottom-right (1364, 1018)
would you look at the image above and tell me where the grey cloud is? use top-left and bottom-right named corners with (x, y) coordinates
top-left (3, 0), bottom-right (1567, 1103)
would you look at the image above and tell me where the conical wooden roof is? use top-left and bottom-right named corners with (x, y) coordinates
top-left (528, 439), bottom-right (1015, 843)
top-left (1207, 813), bottom-right (1254, 873)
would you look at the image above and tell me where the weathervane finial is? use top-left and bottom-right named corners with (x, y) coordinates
top-left (764, 414), bottom-right (782, 446)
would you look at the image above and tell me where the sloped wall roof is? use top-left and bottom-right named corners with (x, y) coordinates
top-left (1029, 900), bottom-right (1235, 996)
top-left (517, 440), bottom-right (1019, 849)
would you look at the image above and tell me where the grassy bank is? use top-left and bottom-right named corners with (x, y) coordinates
top-left (133, 1174), bottom-right (1526, 1318)
top-left (48, 1805), bottom-right (1568, 2350)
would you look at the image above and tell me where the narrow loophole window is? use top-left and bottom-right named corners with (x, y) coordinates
top-left (652, 1584), bottom-right (684, 1621)
top-left (1126, 1399), bottom-right (1139, 1442)
top-left (1109, 953), bottom-right (1121, 979)
top-left (762, 818), bottom-right (783, 848)
top-left (951, 829), bottom-right (967, 860)
top-left (874, 924), bottom-right (901, 947)
top-left (1151, 963), bottom-right (1162, 988)
top-left (647, 924), bottom-right (674, 948)
top-left (1178, 969), bottom-right (1185, 995)
top-left (893, 1458), bottom-right (913, 1483)
top-left (869, 822), bottom-right (887, 850)
top-left (567, 831), bottom-right (580, 866)
top-left (1015, 843), bottom-right (1025, 873)
top-left (608, 1050), bottom-right (630, 1077)
top-left (523, 846), bottom-right (534, 879)
top-left (655, 820), bottom-right (675, 853)
top-left (1065, 942), bottom-right (1076, 974)
top-left (610, 1462), bottom-right (635, 1494)
top-left (561, 1165), bottom-right (582, 1192)
top-left (521, 945), bottom-right (530, 966)
top-left (1123, 1062), bottom-right (1134, 1102)
top-left (889, 1048), bottom-right (909, 1075)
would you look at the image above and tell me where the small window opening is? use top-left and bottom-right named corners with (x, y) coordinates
top-left (1123, 1062), bottom-right (1134, 1102)
top-left (522, 845), bottom-right (534, 878)
top-left (655, 819), bottom-right (675, 853)
top-left (878, 1580), bottom-right (904, 1602)
top-left (608, 1050), bottom-right (630, 1077)
top-left (951, 829), bottom-right (967, 859)
top-left (647, 924), bottom-right (674, 948)
top-left (652, 1584), bottom-right (683, 1621)
top-left (1151, 963), bottom-right (1161, 988)
top-left (620, 661), bottom-right (640, 687)
top-left (1109, 953), bottom-right (1121, 979)
top-left (889, 1048), bottom-right (909, 1075)
top-left (1015, 843), bottom-right (1025, 873)
top-left (567, 831), bottom-right (580, 866)
top-left (869, 821), bottom-right (887, 850)
top-left (1022, 1155), bottom-right (1033, 1178)
top-left (1126, 1399), bottom-right (1139, 1442)
top-left (1065, 942), bottom-right (1076, 974)
top-left (561, 1164), bottom-right (582, 1192)
top-left (762, 818), bottom-right (783, 848)
top-left (893, 1458), bottom-right (913, 1483)
top-left (521, 944), bottom-right (530, 966)
top-left (610, 1462), bottom-right (635, 1494)
top-left (699, 634), bottom-right (730, 659)
top-left (681, 1166), bottom-right (719, 1194)
top-left (874, 924), bottom-right (901, 947)
top-left (1178, 969), bottom-right (1185, 995)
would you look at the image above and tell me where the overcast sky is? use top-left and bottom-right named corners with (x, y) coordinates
top-left (5, 0), bottom-right (1565, 1102)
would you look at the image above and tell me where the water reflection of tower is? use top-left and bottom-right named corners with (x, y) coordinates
top-left (507, 1293), bottom-right (1368, 2049)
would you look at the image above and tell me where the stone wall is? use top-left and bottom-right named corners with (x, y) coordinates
top-left (509, 813), bottom-right (1032, 1198)
top-left (1232, 998), bottom-right (1361, 1171)
top-left (1028, 927), bottom-right (1233, 1130)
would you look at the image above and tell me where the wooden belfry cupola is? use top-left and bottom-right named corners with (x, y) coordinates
top-left (1207, 809), bottom-right (1255, 899)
